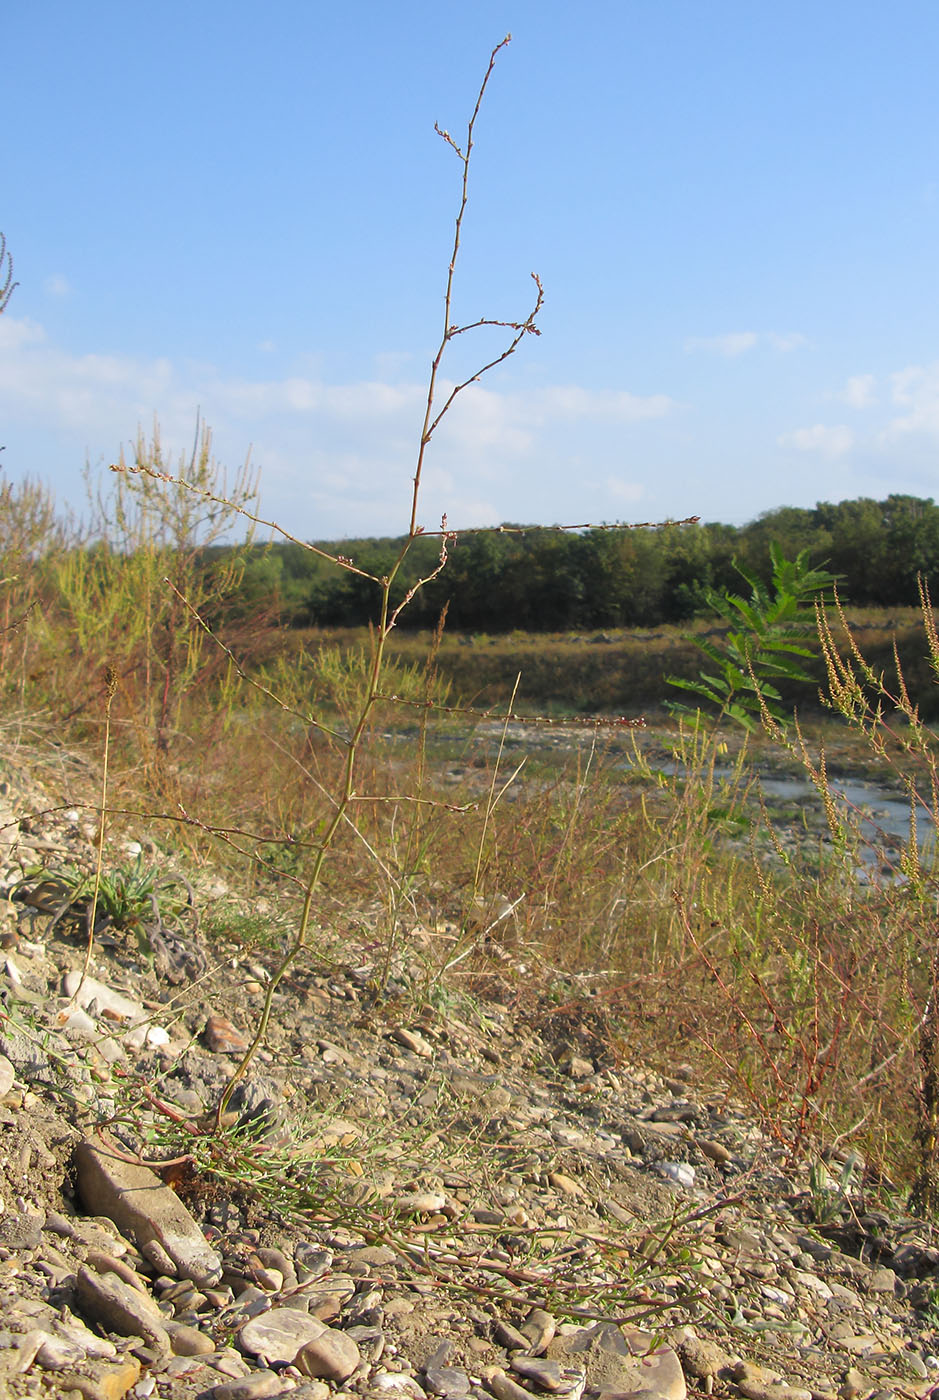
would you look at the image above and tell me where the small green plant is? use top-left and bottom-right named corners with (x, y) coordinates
top-left (97, 1064), bottom-right (706, 1328)
top-left (807, 1151), bottom-right (862, 1224)
top-left (667, 544), bottom-right (837, 729)
top-left (18, 855), bottom-right (194, 945)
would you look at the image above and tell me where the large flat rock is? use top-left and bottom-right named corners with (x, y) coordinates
top-left (74, 1136), bottom-right (222, 1286)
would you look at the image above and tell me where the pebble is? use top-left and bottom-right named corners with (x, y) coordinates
top-left (522, 1308), bottom-right (557, 1354)
top-left (697, 1138), bottom-right (732, 1164)
top-left (374, 1373), bottom-right (429, 1398)
top-left (33, 1330), bottom-right (88, 1369)
top-left (495, 1320), bottom-right (531, 1352)
top-left (74, 1138), bottom-right (223, 1285)
top-left (85, 1248), bottom-right (152, 1293)
top-left (164, 1320), bottom-right (216, 1355)
top-left (656, 1161), bottom-right (696, 1188)
top-left (392, 1027), bottom-right (434, 1057)
top-left (54, 1356), bottom-right (142, 1400)
top-left (511, 1355), bottom-right (566, 1390)
top-left (62, 971), bottom-right (145, 1023)
top-left (296, 1327), bottom-right (362, 1380)
top-left (674, 1332), bottom-right (733, 1380)
top-left (238, 1306), bottom-right (327, 1364)
top-left (0, 1052), bottom-right (14, 1098)
top-left (737, 1381), bottom-right (813, 1400)
top-left (486, 1367), bottom-right (540, 1400)
top-left (553, 1329), bottom-right (686, 1400)
top-left (207, 1373), bottom-right (287, 1400)
top-left (396, 1192), bottom-right (448, 1215)
top-left (252, 1265), bottom-right (284, 1291)
top-left (424, 1365), bottom-right (474, 1397)
top-left (75, 1265), bottom-right (172, 1356)
top-left (547, 1171), bottom-right (584, 1197)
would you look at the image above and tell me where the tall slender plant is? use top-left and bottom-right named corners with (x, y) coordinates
top-left (111, 38), bottom-right (543, 1117)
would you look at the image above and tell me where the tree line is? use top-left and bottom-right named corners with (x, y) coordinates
top-left (216, 493), bottom-right (939, 632)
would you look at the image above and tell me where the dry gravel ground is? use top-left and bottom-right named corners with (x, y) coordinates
top-left (0, 752), bottom-right (938, 1400)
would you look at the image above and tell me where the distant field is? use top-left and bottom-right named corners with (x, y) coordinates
top-left (291, 606), bottom-right (931, 719)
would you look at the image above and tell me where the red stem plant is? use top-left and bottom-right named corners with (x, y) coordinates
top-left (640, 583), bottom-right (939, 1193)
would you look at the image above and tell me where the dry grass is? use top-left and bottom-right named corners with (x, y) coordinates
top-left (6, 579), bottom-right (937, 1188)
top-left (291, 608), bottom-right (931, 719)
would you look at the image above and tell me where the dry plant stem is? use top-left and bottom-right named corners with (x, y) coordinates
top-left (110, 464), bottom-right (378, 586)
top-left (810, 583), bottom-right (939, 1186)
top-left (912, 939), bottom-right (939, 1214)
top-left (375, 610), bottom-right (449, 993)
top-left (453, 515), bottom-right (700, 535)
top-left (114, 453), bottom-right (698, 559)
top-left (0, 233), bottom-right (17, 316)
top-left (216, 707), bottom-right (367, 1122)
top-left (473, 673), bottom-right (522, 898)
top-left (411, 35), bottom-right (521, 539)
top-left (73, 666), bottom-right (118, 1002)
top-left (217, 40), bottom-right (543, 1120)
top-left (674, 894), bottom-right (789, 1103)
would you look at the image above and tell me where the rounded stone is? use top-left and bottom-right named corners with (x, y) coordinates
top-left (166, 1321), bottom-right (215, 1356)
top-left (238, 1307), bottom-right (326, 1364)
top-left (295, 1326), bottom-right (362, 1381)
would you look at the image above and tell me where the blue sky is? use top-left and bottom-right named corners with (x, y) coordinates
top-left (4, 1), bottom-right (939, 539)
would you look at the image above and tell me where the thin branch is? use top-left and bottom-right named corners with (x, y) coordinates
top-left (0, 233), bottom-right (18, 315)
top-left (426, 274), bottom-right (544, 438)
top-left (110, 463), bottom-right (378, 583)
top-left (112, 461), bottom-right (700, 546)
top-left (409, 35), bottom-right (515, 539)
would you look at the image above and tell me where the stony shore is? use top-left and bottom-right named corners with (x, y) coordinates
top-left (0, 756), bottom-right (937, 1400)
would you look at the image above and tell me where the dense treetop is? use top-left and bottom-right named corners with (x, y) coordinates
top-left (209, 494), bottom-right (939, 632)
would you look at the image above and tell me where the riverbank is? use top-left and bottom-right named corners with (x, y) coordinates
top-left (2, 743), bottom-right (939, 1399)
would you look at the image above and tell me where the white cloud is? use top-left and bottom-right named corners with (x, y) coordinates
top-left (888, 363), bottom-right (939, 424)
top-left (767, 332), bottom-right (807, 353)
top-left (774, 364), bottom-right (939, 469)
top-left (523, 385), bottom-right (673, 422)
top-left (684, 331), bottom-right (806, 357)
top-left (685, 331), bottom-right (758, 357)
top-left (442, 384), bottom-right (534, 458)
top-left (433, 382), bottom-right (674, 464)
top-left (0, 319), bottom-right (176, 431)
top-left (840, 373), bottom-right (877, 408)
top-left (0, 315), bottom-right (676, 535)
top-left (373, 350), bottom-right (415, 379)
top-left (43, 274), bottom-right (71, 298)
top-left (605, 476), bottom-right (645, 504)
top-left (0, 317), bottom-right (46, 351)
top-left (778, 424), bottom-right (855, 458)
